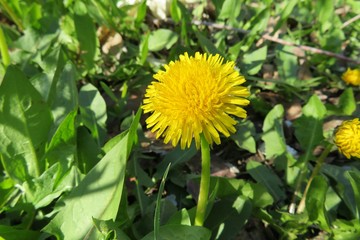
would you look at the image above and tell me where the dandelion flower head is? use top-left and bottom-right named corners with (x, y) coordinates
top-left (334, 118), bottom-right (360, 159)
top-left (142, 52), bottom-right (250, 149)
top-left (342, 68), bottom-right (360, 86)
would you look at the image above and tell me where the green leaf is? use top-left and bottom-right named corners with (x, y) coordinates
top-left (231, 120), bottom-right (256, 153)
top-left (332, 219), bottom-right (360, 240)
top-left (46, 110), bottom-right (77, 166)
top-left (218, 0), bottom-right (241, 23)
top-left (30, 47), bottom-right (67, 103)
top-left (315, 0), bottom-right (333, 32)
top-left (0, 66), bottom-right (52, 182)
top-left (205, 196), bottom-right (251, 239)
top-left (77, 126), bottom-right (101, 174)
top-left (128, 156), bottom-right (153, 188)
top-left (23, 162), bottom-right (76, 209)
top-left (0, 225), bottom-right (40, 240)
top-left (50, 61), bottom-right (78, 130)
top-left (294, 95), bottom-right (326, 162)
top-left (139, 33), bottom-right (149, 65)
top-left (261, 104), bottom-right (286, 158)
top-left (305, 175), bottom-right (331, 232)
top-left (345, 171), bottom-right (360, 219)
top-left (241, 182), bottom-right (274, 208)
top-left (321, 164), bottom-right (358, 219)
top-left (0, 178), bottom-right (15, 210)
top-left (92, 218), bottom-right (131, 240)
top-left (276, 43), bottom-right (298, 85)
top-left (136, 0), bottom-right (147, 25)
top-left (246, 160), bottom-right (286, 202)
top-left (195, 31), bottom-right (221, 55)
top-left (43, 110), bottom-right (141, 239)
top-left (166, 208), bottom-right (191, 226)
top-left (148, 29), bottom-right (178, 52)
top-left (273, 0), bottom-right (297, 33)
top-left (74, 11), bottom-right (99, 70)
top-left (338, 88), bottom-right (356, 115)
top-left (154, 144), bottom-right (197, 179)
top-left (242, 45), bottom-right (267, 75)
top-left (170, 0), bottom-right (182, 23)
top-left (79, 83), bottom-right (107, 146)
top-left (244, 6), bottom-right (270, 35)
top-left (141, 225), bottom-right (211, 240)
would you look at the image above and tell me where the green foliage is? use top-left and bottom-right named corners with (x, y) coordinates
top-left (262, 104), bottom-right (286, 158)
top-left (294, 94), bottom-right (326, 162)
top-left (0, 66), bottom-right (52, 182)
top-left (0, 0), bottom-right (359, 239)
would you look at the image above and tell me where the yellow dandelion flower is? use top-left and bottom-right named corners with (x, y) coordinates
top-left (142, 52), bottom-right (250, 149)
top-left (342, 68), bottom-right (360, 86)
top-left (334, 118), bottom-right (360, 159)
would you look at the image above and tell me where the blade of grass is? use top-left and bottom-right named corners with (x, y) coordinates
top-left (0, 0), bottom-right (23, 31)
top-left (154, 163), bottom-right (171, 240)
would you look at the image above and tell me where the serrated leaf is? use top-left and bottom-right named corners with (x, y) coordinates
top-left (261, 104), bottom-right (286, 158)
top-left (0, 66), bottom-right (52, 182)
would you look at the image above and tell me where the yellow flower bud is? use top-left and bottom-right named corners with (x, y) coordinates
top-left (334, 118), bottom-right (360, 159)
top-left (342, 68), bottom-right (360, 86)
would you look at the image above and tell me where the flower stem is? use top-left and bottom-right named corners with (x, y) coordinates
top-left (296, 142), bottom-right (333, 214)
top-left (194, 134), bottom-right (211, 226)
top-left (0, 26), bottom-right (10, 68)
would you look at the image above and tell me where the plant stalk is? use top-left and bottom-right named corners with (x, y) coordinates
top-left (0, 26), bottom-right (10, 68)
top-left (296, 143), bottom-right (333, 213)
top-left (194, 134), bottom-right (211, 226)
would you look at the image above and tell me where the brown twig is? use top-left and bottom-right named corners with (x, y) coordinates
top-left (191, 20), bottom-right (360, 65)
top-left (342, 14), bottom-right (360, 29)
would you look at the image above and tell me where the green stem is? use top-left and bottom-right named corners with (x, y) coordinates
top-left (0, 26), bottom-right (10, 67)
top-left (0, 0), bottom-right (23, 31)
top-left (194, 134), bottom-right (211, 226)
top-left (296, 143), bottom-right (333, 213)
top-left (154, 163), bottom-right (171, 240)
